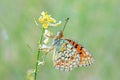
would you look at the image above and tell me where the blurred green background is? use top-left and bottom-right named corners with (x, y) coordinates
top-left (0, 0), bottom-right (120, 80)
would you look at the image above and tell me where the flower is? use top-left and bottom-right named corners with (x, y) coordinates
top-left (43, 38), bottom-right (49, 44)
top-left (38, 11), bottom-right (61, 28)
top-left (44, 29), bottom-right (51, 37)
top-left (43, 29), bottom-right (52, 44)
top-left (49, 21), bottom-right (62, 27)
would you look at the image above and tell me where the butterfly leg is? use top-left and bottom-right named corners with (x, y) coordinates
top-left (45, 34), bottom-right (55, 38)
top-left (40, 45), bottom-right (54, 54)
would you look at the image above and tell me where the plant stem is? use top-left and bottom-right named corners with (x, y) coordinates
top-left (34, 28), bottom-right (44, 80)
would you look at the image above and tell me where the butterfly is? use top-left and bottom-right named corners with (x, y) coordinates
top-left (43, 30), bottom-right (94, 71)
top-left (41, 18), bottom-right (94, 71)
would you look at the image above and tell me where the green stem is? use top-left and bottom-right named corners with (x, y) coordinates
top-left (34, 28), bottom-right (45, 80)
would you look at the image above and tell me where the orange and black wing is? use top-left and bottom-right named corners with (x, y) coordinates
top-left (66, 39), bottom-right (94, 67)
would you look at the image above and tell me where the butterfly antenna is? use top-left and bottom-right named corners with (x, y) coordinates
top-left (62, 18), bottom-right (69, 32)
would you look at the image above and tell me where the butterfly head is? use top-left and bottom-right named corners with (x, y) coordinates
top-left (54, 18), bottom-right (69, 40)
top-left (54, 30), bottom-right (64, 40)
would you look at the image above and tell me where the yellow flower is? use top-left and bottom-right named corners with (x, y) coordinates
top-left (38, 11), bottom-right (61, 28)
top-left (42, 22), bottom-right (48, 28)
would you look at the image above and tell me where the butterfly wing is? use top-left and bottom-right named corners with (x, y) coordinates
top-left (53, 39), bottom-right (80, 71)
top-left (53, 39), bottom-right (94, 71)
top-left (66, 39), bottom-right (94, 67)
